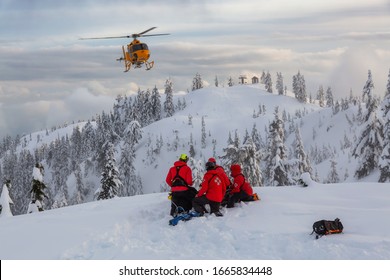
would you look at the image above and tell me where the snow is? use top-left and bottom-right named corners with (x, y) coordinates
top-left (0, 184), bottom-right (13, 218)
top-left (1, 84), bottom-right (390, 279)
top-left (32, 166), bottom-right (43, 182)
top-left (1, 179), bottom-right (389, 260)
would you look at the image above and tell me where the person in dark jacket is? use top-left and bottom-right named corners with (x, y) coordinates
top-left (192, 160), bottom-right (224, 216)
top-left (226, 164), bottom-right (258, 208)
top-left (166, 154), bottom-right (196, 216)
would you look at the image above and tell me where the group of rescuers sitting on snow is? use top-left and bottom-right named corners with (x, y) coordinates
top-left (166, 153), bottom-right (259, 217)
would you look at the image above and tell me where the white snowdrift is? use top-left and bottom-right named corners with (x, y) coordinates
top-left (0, 180), bottom-right (389, 260)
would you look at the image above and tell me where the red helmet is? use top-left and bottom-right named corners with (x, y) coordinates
top-left (208, 157), bottom-right (216, 163)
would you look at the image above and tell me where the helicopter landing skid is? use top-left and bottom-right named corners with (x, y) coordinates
top-left (145, 61), bottom-right (154, 70)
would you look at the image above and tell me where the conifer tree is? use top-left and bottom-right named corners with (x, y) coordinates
top-left (0, 179), bottom-right (14, 217)
top-left (264, 107), bottom-right (292, 186)
top-left (363, 70), bottom-right (374, 107)
top-left (260, 71), bottom-right (266, 84)
top-left (239, 136), bottom-right (263, 186)
top-left (227, 77), bottom-right (234, 87)
top-left (189, 133), bottom-right (196, 157)
top-left (251, 123), bottom-right (263, 150)
top-left (28, 163), bottom-right (48, 213)
top-left (352, 98), bottom-right (384, 179)
top-left (292, 71), bottom-right (307, 103)
top-left (326, 159), bottom-right (340, 183)
top-left (71, 164), bottom-right (87, 204)
top-left (192, 73), bottom-right (203, 91)
top-left (379, 72), bottom-right (390, 182)
top-left (221, 131), bottom-right (240, 169)
top-left (120, 121), bottom-right (143, 196)
top-left (292, 126), bottom-right (312, 177)
top-left (163, 78), bottom-right (175, 117)
top-left (151, 86), bottom-right (162, 122)
top-left (276, 72), bottom-right (284, 95)
top-left (51, 136), bottom-right (70, 209)
top-left (326, 87), bottom-right (334, 107)
top-left (201, 116), bottom-right (206, 149)
top-left (264, 71), bottom-right (273, 93)
top-left (97, 142), bottom-right (122, 200)
top-left (188, 158), bottom-right (204, 189)
top-left (317, 85), bottom-right (325, 107)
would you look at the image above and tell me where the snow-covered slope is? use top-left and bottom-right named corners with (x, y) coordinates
top-left (1, 179), bottom-right (389, 260)
top-left (4, 84), bottom-right (374, 207)
top-left (135, 85), bottom-right (321, 193)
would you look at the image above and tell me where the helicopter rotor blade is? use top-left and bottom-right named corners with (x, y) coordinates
top-left (79, 28), bottom-right (169, 40)
top-left (138, 27), bottom-right (157, 35)
top-left (79, 35), bottom-right (132, 40)
top-left (140, 33), bottom-right (170, 37)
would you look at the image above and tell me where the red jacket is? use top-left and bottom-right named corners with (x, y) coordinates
top-left (230, 164), bottom-right (253, 195)
top-left (166, 160), bottom-right (193, 192)
top-left (215, 165), bottom-right (231, 194)
top-left (197, 169), bottom-right (224, 202)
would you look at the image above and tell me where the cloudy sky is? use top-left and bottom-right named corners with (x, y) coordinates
top-left (1, 0), bottom-right (390, 138)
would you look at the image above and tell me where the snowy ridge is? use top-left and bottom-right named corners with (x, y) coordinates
top-left (1, 180), bottom-right (389, 259)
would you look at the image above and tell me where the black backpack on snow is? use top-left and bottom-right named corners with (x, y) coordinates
top-left (311, 218), bottom-right (343, 239)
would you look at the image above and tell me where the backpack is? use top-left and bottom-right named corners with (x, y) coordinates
top-left (311, 218), bottom-right (343, 239)
top-left (171, 166), bottom-right (189, 187)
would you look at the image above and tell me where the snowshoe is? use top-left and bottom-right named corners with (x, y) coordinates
top-left (169, 211), bottom-right (201, 226)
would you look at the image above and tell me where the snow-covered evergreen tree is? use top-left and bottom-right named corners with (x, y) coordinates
top-left (28, 163), bottom-right (48, 213)
top-left (71, 164), bottom-right (87, 205)
top-left (326, 159), bottom-right (340, 183)
top-left (276, 72), bottom-right (284, 95)
top-left (352, 98), bottom-right (384, 179)
top-left (192, 73), bottom-right (203, 91)
top-left (97, 142), bottom-right (122, 200)
top-left (326, 87), bottom-right (334, 107)
top-left (363, 70), bottom-right (374, 107)
top-left (163, 78), bottom-right (175, 117)
top-left (260, 71), bottom-right (266, 84)
top-left (201, 116), bottom-right (206, 149)
top-left (264, 71), bottom-right (273, 93)
top-left (120, 121), bottom-right (143, 196)
top-left (317, 85), bottom-right (325, 107)
top-left (292, 126), bottom-right (312, 177)
top-left (379, 73), bottom-right (390, 182)
top-left (151, 86), bottom-right (162, 122)
top-left (188, 158), bottom-right (204, 189)
top-left (292, 71), bottom-right (307, 103)
top-left (220, 131), bottom-right (240, 169)
top-left (0, 180), bottom-right (14, 217)
top-left (239, 136), bottom-right (263, 186)
top-left (264, 107), bottom-right (292, 186)
top-left (251, 123), bottom-right (263, 151)
top-left (51, 136), bottom-right (70, 209)
top-left (227, 77), bottom-right (234, 87)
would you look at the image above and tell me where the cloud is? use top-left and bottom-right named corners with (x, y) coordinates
top-left (1, 0), bottom-right (390, 138)
top-left (0, 87), bottom-right (116, 138)
top-left (327, 44), bottom-right (389, 97)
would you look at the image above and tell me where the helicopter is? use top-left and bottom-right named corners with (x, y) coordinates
top-left (80, 27), bottom-right (169, 72)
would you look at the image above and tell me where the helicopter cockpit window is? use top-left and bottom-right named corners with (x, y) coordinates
top-left (131, 44), bottom-right (149, 52)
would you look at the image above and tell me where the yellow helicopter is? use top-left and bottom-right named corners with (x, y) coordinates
top-left (80, 27), bottom-right (169, 72)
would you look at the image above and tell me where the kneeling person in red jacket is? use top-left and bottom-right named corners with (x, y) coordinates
top-left (227, 164), bottom-right (256, 208)
top-left (192, 160), bottom-right (224, 216)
